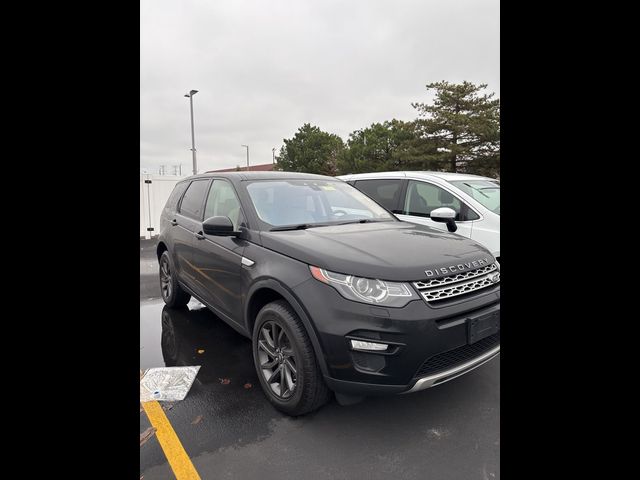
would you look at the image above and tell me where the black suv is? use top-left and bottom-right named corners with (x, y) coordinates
top-left (157, 172), bottom-right (500, 415)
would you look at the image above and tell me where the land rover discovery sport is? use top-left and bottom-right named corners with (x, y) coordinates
top-left (157, 172), bottom-right (500, 415)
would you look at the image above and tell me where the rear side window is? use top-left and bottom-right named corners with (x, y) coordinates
top-left (164, 182), bottom-right (189, 211)
top-left (353, 179), bottom-right (402, 211)
top-left (179, 179), bottom-right (210, 220)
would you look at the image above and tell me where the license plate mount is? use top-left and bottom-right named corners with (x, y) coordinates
top-left (467, 311), bottom-right (500, 344)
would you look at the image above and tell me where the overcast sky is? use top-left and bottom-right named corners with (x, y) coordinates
top-left (140, 0), bottom-right (499, 175)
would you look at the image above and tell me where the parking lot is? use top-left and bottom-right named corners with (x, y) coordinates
top-left (140, 238), bottom-right (500, 479)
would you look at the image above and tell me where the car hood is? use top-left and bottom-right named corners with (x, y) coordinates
top-left (259, 221), bottom-right (494, 282)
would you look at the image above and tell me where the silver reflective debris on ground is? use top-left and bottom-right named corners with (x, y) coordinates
top-left (140, 366), bottom-right (201, 402)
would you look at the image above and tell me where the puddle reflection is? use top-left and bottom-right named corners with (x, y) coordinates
top-left (141, 301), bottom-right (257, 386)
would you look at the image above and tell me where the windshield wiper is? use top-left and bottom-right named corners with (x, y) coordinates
top-left (336, 219), bottom-right (384, 225)
top-left (269, 223), bottom-right (318, 231)
top-left (270, 219), bottom-right (388, 231)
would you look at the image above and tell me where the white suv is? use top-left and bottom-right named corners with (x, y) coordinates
top-left (338, 171), bottom-right (500, 262)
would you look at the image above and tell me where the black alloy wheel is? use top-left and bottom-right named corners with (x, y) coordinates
top-left (160, 255), bottom-right (172, 300)
top-left (252, 300), bottom-right (332, 416)
top-left (159, 251), bottom-right (191, 307)
top-left (257, 321), bottom-right (298, 399)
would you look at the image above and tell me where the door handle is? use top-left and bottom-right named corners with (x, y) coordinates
top-left (194, 231), bottom-right (205, 240)
top-left (170, 219), bottom-right (178, 226)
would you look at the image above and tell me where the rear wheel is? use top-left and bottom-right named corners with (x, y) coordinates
top-left (159, 251), bottom-right (191, 307)
top-left (252, 300), bottom-right (331, 416)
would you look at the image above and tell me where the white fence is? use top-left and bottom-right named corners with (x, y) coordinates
top-left (140, 174), bottom-right (185, 238)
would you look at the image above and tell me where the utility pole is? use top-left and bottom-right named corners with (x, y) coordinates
top-left (184, 90), bottom-right (199, 175)
top-left (272, 147), bottom-right (275, 165)
top-left (242, 144), bottom-right (249, 171)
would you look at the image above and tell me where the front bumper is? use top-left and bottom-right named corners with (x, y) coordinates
top-left (292, 277), bottom-right (500, 395)
top-left (405, 344), bottom-right (500, 393)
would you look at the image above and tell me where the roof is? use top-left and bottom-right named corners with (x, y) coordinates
top-left (183, 171), bottom-right (335, 182)
top-left (338, 171), bottom-right (495, 182)
top-left (207, 163), bottom-right (274, 173)
top-left (405, 171), bottom-right (493, 181)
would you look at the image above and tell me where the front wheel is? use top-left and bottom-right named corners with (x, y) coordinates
top-left (159, 251), bottom-right (191, 307)
top-left (252, 300), bottom-right (331, 416)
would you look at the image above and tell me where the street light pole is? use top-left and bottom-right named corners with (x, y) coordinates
top-left (242, 144), bottom-right (249, 171)
top-left (184, 90), bottom-right (199, 175)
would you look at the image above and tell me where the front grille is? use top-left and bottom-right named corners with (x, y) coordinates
top-left (414, 333), bottom-right (500, 379)
top-left (413, 263), bottom-right (499, 303)
top-left (414, 264), bottom-right (497, 288)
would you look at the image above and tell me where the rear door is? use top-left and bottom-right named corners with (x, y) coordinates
top-left (160, 181), bottom-right (189, 236)
top-left (352, 178), bottom-right (406, 213)
top-left (173, 178), bottom-right (212, 285)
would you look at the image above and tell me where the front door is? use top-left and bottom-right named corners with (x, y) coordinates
top-left (191, 179), bottom-right (246, 326)
top-left (395, 180), bottom-right (477, 238)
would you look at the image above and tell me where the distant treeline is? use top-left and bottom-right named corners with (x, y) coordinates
top-left (276, 81), bottom-right (500, 178)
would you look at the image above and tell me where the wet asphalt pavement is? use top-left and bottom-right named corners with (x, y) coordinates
top-left (140, 239), bottom-right (500, 479)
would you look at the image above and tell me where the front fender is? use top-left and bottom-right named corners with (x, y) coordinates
top-left (245, 278), bottom-right (329, 377)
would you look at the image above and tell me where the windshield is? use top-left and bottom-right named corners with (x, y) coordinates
top-left (246, 179), bottom-right (395, 228)
top-left (449, 179), bottom-right (500, 215)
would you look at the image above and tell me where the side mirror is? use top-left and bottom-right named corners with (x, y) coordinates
top-left (430, 207), bottom-right (458, 233)
top-left (202, 216), bottom-right (240, 236)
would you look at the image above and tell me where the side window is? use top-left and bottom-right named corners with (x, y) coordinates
top-left (204, 180), bottom-right (244, 230)
top-left (179, 179), bottom-right (210, 220)
top-left (404, 181), bottom-right (478, 221)
top-left (354, 179), bottom-right (402, 211)
top-left (164, 182), bottom-right (189, 211)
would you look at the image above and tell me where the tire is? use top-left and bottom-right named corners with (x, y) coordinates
top-left (159, 251), bottom-right (191, 307)
top-left (252, 300), bottom-right (331, 416)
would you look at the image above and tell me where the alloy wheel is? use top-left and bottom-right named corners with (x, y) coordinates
top-left (160, 256), bottom-right (172, 300)
top-left (257, 321), bottom-right (298, 399)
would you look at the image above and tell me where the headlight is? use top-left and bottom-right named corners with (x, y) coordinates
top-left (309, 266), bottom-right (418, 307)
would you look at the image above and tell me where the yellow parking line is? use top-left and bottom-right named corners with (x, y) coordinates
top-left (142, 401), bottom-right (201, 480)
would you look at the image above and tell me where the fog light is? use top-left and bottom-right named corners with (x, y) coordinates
top-left (350, 339), bottom-right (389, 351)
